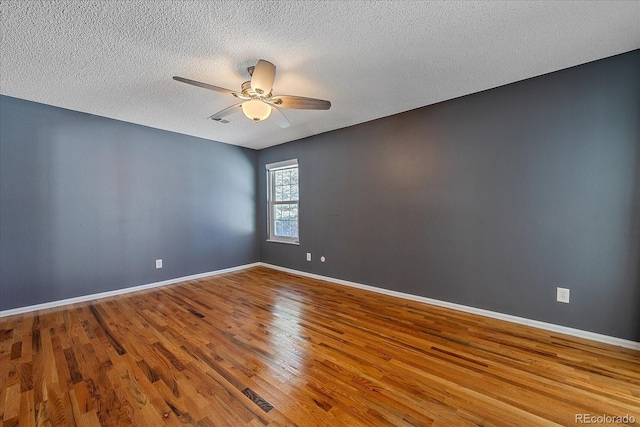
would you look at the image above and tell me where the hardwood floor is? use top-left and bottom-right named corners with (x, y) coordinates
top-left (1, 266), bottom-right (639, 426)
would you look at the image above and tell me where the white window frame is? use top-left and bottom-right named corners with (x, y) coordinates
top-left (266, 159), bottom-right (300, 244)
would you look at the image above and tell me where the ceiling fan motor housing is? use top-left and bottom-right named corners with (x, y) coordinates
top-left (241, 81), bottom-right (271, 99)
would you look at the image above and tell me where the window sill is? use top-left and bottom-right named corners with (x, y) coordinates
top-left (266, 239), bottom-right (300, 245)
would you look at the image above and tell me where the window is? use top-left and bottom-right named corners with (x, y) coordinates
top-left (266, 159), bottom-right (299, 244)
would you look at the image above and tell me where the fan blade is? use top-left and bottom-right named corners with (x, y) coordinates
top-left (268, 95), bottom-right (331, 110)
top-left (173, 76), bottom-right (240, 96)
top-left (251, 60), bottom-right (276, 95)
top-left (208, 103), bottom-right (243, 123)
top-left (270, 106), bottom-right (290, 128)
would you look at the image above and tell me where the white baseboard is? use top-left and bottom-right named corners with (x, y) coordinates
top-left (3, 261), bottom-right (638, 351)
top-left (259, 263), bottom-right (640, 351)
top-left (0, 262), bottom-right (261, 318)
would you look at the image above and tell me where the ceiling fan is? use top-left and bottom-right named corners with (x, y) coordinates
top-left (173, 60), bottom-right (331, 128)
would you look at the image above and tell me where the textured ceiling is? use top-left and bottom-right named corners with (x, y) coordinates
top-left (1, 1), bottom-right (639, 150)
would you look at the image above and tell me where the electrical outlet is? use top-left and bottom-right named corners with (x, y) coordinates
top-left (556, 287), bottom-right (570, 303)
top-left (306, 253), bottom-right (312, 261)
top-left (156, 259), bottom-right (163, 269)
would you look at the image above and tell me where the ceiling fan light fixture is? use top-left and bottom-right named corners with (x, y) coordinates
top-left (242, 99), bottom-right (272, 122)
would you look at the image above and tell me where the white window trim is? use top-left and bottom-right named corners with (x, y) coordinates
top-left (266, 159), bottom-right (299, 244)
top-left (265, 159), bottom-right (298, 171)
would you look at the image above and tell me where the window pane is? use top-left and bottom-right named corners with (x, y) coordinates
top-left (275, 170), bottom-right (283, 186)
top-left (290, 221), bottom-right (298, 238)
top-left (275, 221), bottom-right (283, 236)
top-left (282, 185), bottom-right (291, 201)
top-left (290, 185), bottom-right (298, 201)
top-left (289, 205), bottom-right (298, 220)
top-left (291, 169), bottom-right (298, 185)
top-left (283, 170), bottom-right (290, 185)
top-left (275, 185), bottom-right (283, 201)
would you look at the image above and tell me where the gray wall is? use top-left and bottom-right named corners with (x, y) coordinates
top-left (258, 51), bottom-right (640, 341)
top-left (1, 95), bottom-right (259, 310)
